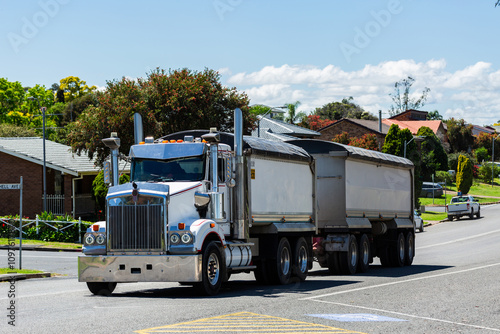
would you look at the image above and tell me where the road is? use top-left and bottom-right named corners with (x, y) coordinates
top-left (1, 204), bottom-right (499, 333)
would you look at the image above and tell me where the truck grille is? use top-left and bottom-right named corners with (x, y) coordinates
top-left (108, 197), bottom-right (165, 252)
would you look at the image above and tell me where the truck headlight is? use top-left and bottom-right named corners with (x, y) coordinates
top-left (181, 233), bottom-right (193, 244)
top-left (85, 234), bottom-right (95, 245)
top-left (95, 233), bottom-right (106, 245)
top-left (170, 233), bottom-right (181, 245)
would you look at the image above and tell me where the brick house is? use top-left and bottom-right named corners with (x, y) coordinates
top-left (389, 109), bottom-right (428, 121)
top-left (0, 137), bottom-right (128, 219)
top-left (318, 118), bottom-right (390, 150)
top-left (382, 119), bottom-right (449, 150)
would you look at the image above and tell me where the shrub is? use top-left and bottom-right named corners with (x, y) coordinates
top-left (456, 155), bottom-right (473, 194)
top-left (478, 163), bottom-right (500, 183)
top-left (435, 171), bottom-right (453, 185)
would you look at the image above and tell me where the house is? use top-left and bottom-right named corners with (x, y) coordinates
top-left (318, 118), bottom-right (390, 149)
top-left (382, 118), bottom-right (449, 150)
top-left (0, 137), bottom-right (128, 219)
top-left (389, 109), bottom-right (428, 121)
top-left (471, 124), bottom-right (495, 136)
top-left (252, 115), bottom-right (321, 141)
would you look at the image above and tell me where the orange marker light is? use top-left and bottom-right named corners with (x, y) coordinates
top-left (170, 140), bottom-right (176, 143)
top-left (210, 223), bottom-right (215, 228)
top-left (177, 139), bottom-right (183, 143)
top-left (139, 142), bottom-right (145, 145)
top-left (178, 223), bottom-right (185, 230)
top-left (92, 224), bottom-right (99, 231)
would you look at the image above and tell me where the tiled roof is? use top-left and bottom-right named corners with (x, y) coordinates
top-left (252, 116), bottom-right (320, 141)
top-left (0, 137), bottom-right (128, 176)
top-left (382, 119), bottom-right (444, 135)
top-left (319, 118), bottom-right (390, 134)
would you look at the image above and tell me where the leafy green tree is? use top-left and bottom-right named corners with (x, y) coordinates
top-left (474, 132), bottom-right (500, 158)
top-left (59, 76), bottom-right (97, 102)
top-left (314, 97), bottom-right (376, 120)
top-left (389, 76), bottom-right (430, 116)
top-left (0, 123), bottom-right (37, 137)
top-left (456, 155), bottom-right (473, 194)
top-left (92, 172), bottom-right (130, 213)
top-left (0, 78), bottom-right (25, 118)
top-left (416, 126), bottom-right (448, 180)
top-left (427, 110), bottom-right (443, 120)
top-left (382, 124), bottom-right (416, 156)
top-left (478, 163), bottom-right (500, 183)
top-left (448, 152), bottom-right (475, 172)
top-left (475, 147), bottom-right (489, 164)
top-left (446, 118), bottom-right (474, 153)
top-left (25, 84), bottom-right (55, 112)
top-left (62, 94), bottom-right (98, 126)
top-left (67, 68), bottom-right (254, 166)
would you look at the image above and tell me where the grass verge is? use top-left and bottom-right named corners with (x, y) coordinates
top-left (421, 211), bottom-right (447, 222)
top-left (0, 238), bottom-right (81, 249)
top-left (0, 268), bottom-right (45, 275)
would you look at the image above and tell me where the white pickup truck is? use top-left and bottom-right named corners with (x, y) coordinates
top-left (446, 195), bottom-right (480, 220)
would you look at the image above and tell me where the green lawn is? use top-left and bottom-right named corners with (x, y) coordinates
top-left (444, 181), bottom-right (500, 198)
top-left (421, 211), bottom-right (448, 222)
top-left (0, 238), bottom-right (81, 249)
top-left (0, 268), bottom-right (45, 275)
top-left (419, 195), bottom-right (497, 206)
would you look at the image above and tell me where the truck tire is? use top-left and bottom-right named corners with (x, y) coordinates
top-left (326, 251), bottom-right (341, 274)
top-left (87, 282), bottom-right (117, 296)
top-left (339, 234), bottom-right (358, 275)
top-left (448, 215), bottom-right (453, 221)
top-left (358, 234), bottom-right (370, 273)
top-left (195, 241), bottom-right (224, 296)
top-left (293, 237), bottom-right (309, 282)
top-left (273, 237), bottom-right (292, 285)
top-left (391, 232), bottom-right (406, 267)
top-left (405, 231), bottom-right (415, 266)
top-left (469, 209), bottom-right (474, 219)
top-left (476, 208), bottom-right (480, 218)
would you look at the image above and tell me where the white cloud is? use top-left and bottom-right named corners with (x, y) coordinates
top-left (223, 59), bottom-right (500, 125)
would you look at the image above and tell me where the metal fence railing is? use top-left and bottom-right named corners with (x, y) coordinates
top-left (45, 194), bottom-right (65, 215)
top-left (1, 215), bottom-right (84, 243)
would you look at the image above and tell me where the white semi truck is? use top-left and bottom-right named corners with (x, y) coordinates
top-left (78, 109), bottom-right (415, 296)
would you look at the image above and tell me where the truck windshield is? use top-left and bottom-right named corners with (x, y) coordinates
top-left (131, 156), bottom-right (205, 182)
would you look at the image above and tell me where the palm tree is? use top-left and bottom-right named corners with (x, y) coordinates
top-left (285, 101), bottom-right (305, 124)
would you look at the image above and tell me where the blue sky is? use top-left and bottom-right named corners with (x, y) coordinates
top-left (1, 0), bottom-right (499, 125)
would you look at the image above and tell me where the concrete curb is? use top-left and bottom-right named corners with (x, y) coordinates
top-left (0, 272), bottom-right (51, 282)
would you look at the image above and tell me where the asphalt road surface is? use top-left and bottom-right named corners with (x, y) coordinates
top-left (1, 204), bottom-right (499, 333)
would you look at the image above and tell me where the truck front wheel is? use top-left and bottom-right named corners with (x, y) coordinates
top-left (87, 282), bottom-right (117, 296)
top-left (196, 241), bottom-right (224, 296)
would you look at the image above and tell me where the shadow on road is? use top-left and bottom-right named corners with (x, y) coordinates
top-left (310, 264), bottom-right (452, 279)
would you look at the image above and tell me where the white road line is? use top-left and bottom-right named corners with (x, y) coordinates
top-left (0, 289), bottom-right (88, 300)
top-left (309, 299), bottom-right (500, 332)
top-left (417, 228), bottom-right (500, 250)
top-left (300, 262), bottom-right (500, 300)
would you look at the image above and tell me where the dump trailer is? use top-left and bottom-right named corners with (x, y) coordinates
top-left (288, 140), bottom-right (415, 274)
top-left (78, 109), bottom-right (415, 296)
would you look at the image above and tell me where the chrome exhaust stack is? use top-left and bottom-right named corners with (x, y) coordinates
top-left (233, 108), bottom-right (248, 240)
top-left (134, 113), bottom-right (144, 145)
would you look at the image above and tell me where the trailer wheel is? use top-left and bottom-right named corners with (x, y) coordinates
top-left (339, 234), bottom-right (358, 275)
top-left (86, 282), bottom-right (117, 296)
top-left (271, 237), bottom-right (292, 285)
top-left (405, 231), bottom-right (415, 266)
top-left (293, 237), bottom-right (309, 282)
top-left (391, 232), bottom-right (406, 267)
top-left (358, 234), bottom-right (370, 273)
top-left (195, 241), bottom-right (224, 296)
top-left (325, 252), bottom-right (339, 274)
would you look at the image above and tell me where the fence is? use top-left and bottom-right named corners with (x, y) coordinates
top-left (45, 194), bottom-right (65, 215)
top-left (1, 215), bottom-right (84, 243)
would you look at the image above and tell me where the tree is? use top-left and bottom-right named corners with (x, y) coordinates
top-left (446, 118), bottom-right (474, 153)
top-left (416, 126), bottom-right (448, 180)
top-left (456, 155), bottom-right (473, 194)
top-left (284, 101), bottom-right (305, 124)
top-left (332, 132), bottom-right (350, 145)
top-left (349, 134), bottom-right (379, 151)
top-left (59, 76), bottom-right (97, 102)
top-left (427, 110), bottom-right (443, 120)
top-left (62, 94), bottom-right (98, 126)
top-left (67, 68), bottom-right (254, 166)
top-left (474, 132), bottom-right (500, 158)
top-left (299, 115), bottom-right (335, 131)
top-left (0, 123), bottom-right (37, 137)
top-left (314, 97), bottom-right (376, 120)
top-left (389, 76), bottom-right (430, 116)
top-left (0, 78), bottom-right (25, 118)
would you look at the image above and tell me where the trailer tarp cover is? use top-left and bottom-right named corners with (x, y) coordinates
top-left (286, 139), bottom-right (413, 168)
top-left (160, 130), bottom-right (311, 162)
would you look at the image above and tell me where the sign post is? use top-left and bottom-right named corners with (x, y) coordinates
top-left (0, 177), bottom-right (23, 269)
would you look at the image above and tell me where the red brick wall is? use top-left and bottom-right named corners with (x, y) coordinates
top-left (319, 121), bottom-right (386, 149)
top-left (64, 174), bottom-right (73, 216)
top-left (0, 152), bottom-right (43, 218)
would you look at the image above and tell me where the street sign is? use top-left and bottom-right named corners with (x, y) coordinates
top-left (0, 184), bottom-right (21, 190)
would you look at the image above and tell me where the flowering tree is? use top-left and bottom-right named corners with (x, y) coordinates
top-left (67, 68), bottom-right (253, 166)
top-left (349, 134), bottom-right (379, 151)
